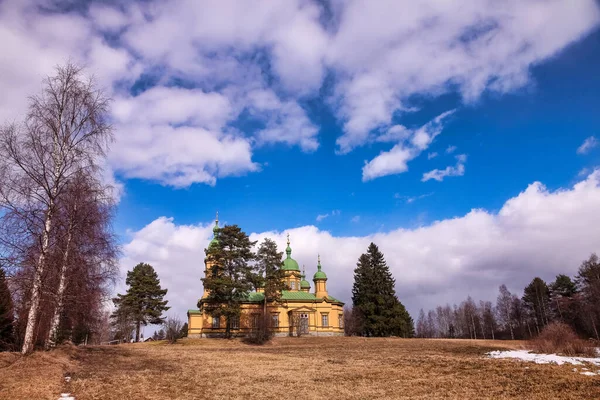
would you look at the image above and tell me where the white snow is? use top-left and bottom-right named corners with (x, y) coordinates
top-left (581, 371), bottom-right (597, 376)
top-left (487, 350), bottom-right (600, 366)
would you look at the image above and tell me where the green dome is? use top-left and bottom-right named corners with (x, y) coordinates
top-left (282, 234), bottom-right (300, 271)
top-left (300, 269), bottom-right (310, 288)
top-left (313, 255), bottom-right (327, 280)
top-left (300, 279), bottom-right (311, 289)
top-left (208, 213), bottom-right (219, 249)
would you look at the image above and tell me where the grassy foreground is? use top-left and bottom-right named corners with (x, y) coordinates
top-left (1, 337), bottom-right (598, 399)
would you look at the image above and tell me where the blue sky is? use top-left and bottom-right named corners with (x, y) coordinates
top-left (2, 0), bottom-right (600, 320)
top-left (115, 27), bottom-right (600, 237)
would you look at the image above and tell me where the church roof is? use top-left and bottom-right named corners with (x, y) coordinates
top-left (208, 212), bottom-right (219, 249)
top-left (282, 234), bottom-right (300, 271)
top-left (240, 291), bottom-right (343, 304)
top-left (313, 255), bottom-right (327, 280)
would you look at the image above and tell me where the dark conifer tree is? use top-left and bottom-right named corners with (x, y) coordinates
top-left (0, 267), bottom-right (14, 350)
top-left (112, 263), bottom-right (170, 342)
top-left (180, 322), bottom-right (188, 338)
top-left (253, 238), bottom-right (285, 342)
top-left (351, 243), bottom-right (414, 337)
top-left (200, 224), bottom-right (256, 338)
top-left (522, 277), bottom-right (551, 333)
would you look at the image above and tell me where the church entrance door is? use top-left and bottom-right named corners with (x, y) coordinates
top-left (299, 313), bottom-right (309, 335)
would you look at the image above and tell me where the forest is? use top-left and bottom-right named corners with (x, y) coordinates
top-left (415, 253), bottom-right (600, 340)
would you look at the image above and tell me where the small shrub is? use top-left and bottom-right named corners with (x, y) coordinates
top-left (530, 322), bottom-right (597, 357)
top-left (244, 314), bottom-right (273, 345)
top-left (164, 317), bottom-right (183, 344)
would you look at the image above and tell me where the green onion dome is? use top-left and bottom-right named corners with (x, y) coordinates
top-left (300, 268), bottom-right (311, 289)
top-left (313, 255), bottom-right (327, 280)
top-left (208, 212), bottom-right (219, 249)
top-left (282, 234), bottom-right (300, 271)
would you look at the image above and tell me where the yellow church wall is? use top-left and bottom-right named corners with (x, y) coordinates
top-left (188, 299), bottom-right (344, 337)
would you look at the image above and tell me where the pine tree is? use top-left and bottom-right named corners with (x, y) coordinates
top-left (522, 277), bottom-right (551, 334)
top-left (112, 263), bottom-right (170, 342)
top-left (0, 268), bottom-right (14, 350)
top-left (351, 243), bottom-right (414, 337)
top-left (180, 322), bottom-right (188, 338)
top-left (550, 274), bottom-right (579, 330)
top-left (200, 224), bottom-right (256, 338)
top-left (576, 253), bottom-right (600, 339)
top-left (253, 238), bottom-right (286, 342)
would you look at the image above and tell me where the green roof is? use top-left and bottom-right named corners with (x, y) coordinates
top-left (283, 257), bottom-right (300, 271)
top-left (282, 236), bottom-right (300, 271)
top-left (300, 279), bottom-right (311, 289)
top-left (247, 292), bottom-right (265, 302)
top-left (313, 256), bottom-right (327, 280)
top-left (208, 215), bottom-right (219, 249)
top-left (200, 291), bottom-right (343, 305)
top-left (281, 290), bottom-right (318, 300)
top-left (187, 309), bottom-right (201, 314)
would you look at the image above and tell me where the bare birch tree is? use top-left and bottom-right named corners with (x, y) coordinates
top-left (0, 63), bottom-right (112, 353)
top-left (45, 172), bottom-right (118, 348)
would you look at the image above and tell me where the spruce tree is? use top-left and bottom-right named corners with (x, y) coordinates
top-left (112, 263), bottom-right (170, 342)
top-left (522, 277), bottom-right (551, 332)
top-left (0, 268), bottom-right (14, 350)
top-left (180, 322), bottom-right (189, 338)
top-left (201, 224), bottom-right (256, 338)
top-left (253, 238), bottom-right (286, 342)
top-left (351, 243), bottom-right (414, 337)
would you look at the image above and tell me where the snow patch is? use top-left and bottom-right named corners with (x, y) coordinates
top-left (581, 371), bottom-right (597, 376)
top-left (487, 350), bottom-right (600, 366)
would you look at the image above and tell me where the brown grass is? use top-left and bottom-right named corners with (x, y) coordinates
top-left (2, 337), bottom-right (600, 399)
top-left (531, 322), bottom-right (598, 357)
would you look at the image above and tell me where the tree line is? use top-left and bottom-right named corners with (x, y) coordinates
top-left (415, 253), bottom-right (600, 340)
top-left (0, 64), bottom-right (119, 353)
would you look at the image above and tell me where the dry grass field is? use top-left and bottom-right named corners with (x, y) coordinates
top-left (1, 337), bottom-right (599, 399)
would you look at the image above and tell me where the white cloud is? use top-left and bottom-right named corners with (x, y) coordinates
top-left (330, 0), bottom-right (600, 153)
top-left (427, 152), bottom-right (438, 160)
top-left (446, 145), bottom-right (457, 154)
top-left (1, 0), bottom-right (599, 186)
top-left (120, 171), bottom-right (600, 320)
top-left (362, 110), bottom-right (455, 181)
top-left (395, 193), bottom-right (434, 204)
top-left (316, 210), bottom-right (341, 222)
top-left (422, 154), bottom-right (467, 182)
top-left (351, 216), bottom-right (360, 223)
top-left (316, 214), bottom-right (329, 222)
top-left (577, 136), bottom-right (598, 154)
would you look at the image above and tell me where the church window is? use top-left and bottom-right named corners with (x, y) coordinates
top-left (271, 313), bottom-right (279, 328)
top-left (231, 315), bottom-right (240, 329)
top-left (321, 313), bottom-right (329, 327)
top-left (251, 314), bottom-right (260, 328)
top-left (339, 314), bottom-right (344, 329)
top-left (212, 316), bottom-right (220, 329)
top-left (290, 281), bottom-right (296, 290)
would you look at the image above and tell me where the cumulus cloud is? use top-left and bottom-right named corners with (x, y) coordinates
top-left (427, 152), bottom-right (438, 160)
top-left (362, 110), bottom-right (455, 181)
top-left (577, 136), bottom-right (598, 154)
top-left (330, 0), bottom-right (600, 153)
top-left (120, 171), bottom-right (600, 320)
top-left (422, 154), bottom-right (467, 182)
top-left (1, 0), bottom-right (599, 186)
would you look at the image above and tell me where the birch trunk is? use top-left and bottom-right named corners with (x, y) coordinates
top-left (46, 216), bottom-right (74, 349)
top-left (21, 206), bottom-right (53, 354)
